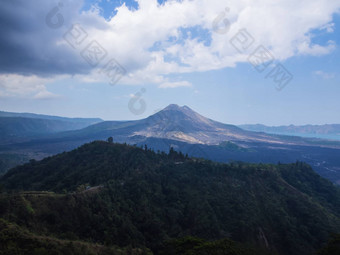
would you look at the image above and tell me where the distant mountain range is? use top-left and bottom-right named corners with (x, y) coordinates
top-left (0, 111), bottom-right (102, 173)
top-left (0, 111), bottom-right (102, 144)
top-left (0, 110), bottom-right (103, 123)
top-left (0, 105), bottom-right (340, 184)
top-left (239, 124), bottom-right (340, 140)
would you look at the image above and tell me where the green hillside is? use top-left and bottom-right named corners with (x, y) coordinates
top-left (1, 141), bottom-right (340, 255)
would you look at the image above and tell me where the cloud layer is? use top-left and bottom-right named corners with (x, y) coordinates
top-left (0, 0), bottom-right (339, 96)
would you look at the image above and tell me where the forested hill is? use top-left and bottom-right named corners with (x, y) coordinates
top-left (1, 141), bottom-right (340, 255)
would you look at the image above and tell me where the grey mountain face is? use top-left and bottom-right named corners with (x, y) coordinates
top-left (76, 104), bottom-right (339, 149)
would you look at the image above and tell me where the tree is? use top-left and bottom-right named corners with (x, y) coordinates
top-left (318, 234), bottom-right (340, 255)
top-left (107, 137), bottom-right (113, 143)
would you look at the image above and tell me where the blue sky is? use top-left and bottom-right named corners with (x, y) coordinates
top-left (0, 0), bottom-right (339, 125)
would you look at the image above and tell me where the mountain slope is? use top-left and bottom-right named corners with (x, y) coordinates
top-left (1, 141), bottom-right (340, 255)
top-left (0, 218), bottom-right (152, 255)
top-left (1, 105), bottom-right (340, 183)
top-left (65, 104), bottom-right (309, 146)
top-left (0, 110), bottom-right (102, 123)
top-left (0, 109), bottom-right (102, 145)
top-left (0, 112), bottom-right (103, 174)
top-left (0, 110), bottom-right (102, 143)
top-left (0, 117), bottom-right (102, 143)
top-left (48, 104), bottom-right (340, 148)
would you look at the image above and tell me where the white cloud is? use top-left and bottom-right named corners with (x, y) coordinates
top-left (320, 23), bottom-right (335, 33)
top-left (80, 0), bottom-right (340, 85)
top-left (0, 74), bottom-right (59, 99)
top-left (1, 0), bottom-right (340, 89)
top-left (159, 81), bottom-right (192, 88)
top-left (298, 40), bottom-right (336, 56)
top-left (315, 70), bottom-right (336, 79)
top-left (33, 90), bottom-right (60, 99)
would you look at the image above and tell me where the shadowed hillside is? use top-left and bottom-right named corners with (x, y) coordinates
top-left (1, 141), bottom-right (340, 255)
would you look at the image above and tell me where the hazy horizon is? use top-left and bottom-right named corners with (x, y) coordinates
top-left (1, 104), bottom-right (340, 127)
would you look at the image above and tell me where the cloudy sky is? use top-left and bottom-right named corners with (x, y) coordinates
top-left (0, 0), bottom-right (340, 125)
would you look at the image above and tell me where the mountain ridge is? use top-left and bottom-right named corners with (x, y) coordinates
top-left (1, 104), bottom-right (340, 184)
top-left (0, 110), bottom-right (103, 123)
top-left (1, 141), bottom-right (339, 255)
top-left (69, 104), bottom-right (318, 146)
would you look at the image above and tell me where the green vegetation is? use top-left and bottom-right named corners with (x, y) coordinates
top-left (318, 234), bottom-right (340, 255)
top-left (1, 141), bottom-right (340, 255)
top-left (218, 141), bottom-right (248, 151)
top-left (158, 236), bottom-right (274, 255)
top-left (0, 153), bottom-right (29, 175)
top-left (0, 218), bottom-right (152, 255)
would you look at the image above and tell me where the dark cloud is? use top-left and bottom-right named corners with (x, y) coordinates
top-left (0, 0), bottom-right (95, 77)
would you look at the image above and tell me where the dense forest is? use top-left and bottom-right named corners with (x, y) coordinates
top-left (1, 141), bottom-right (340, 254)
